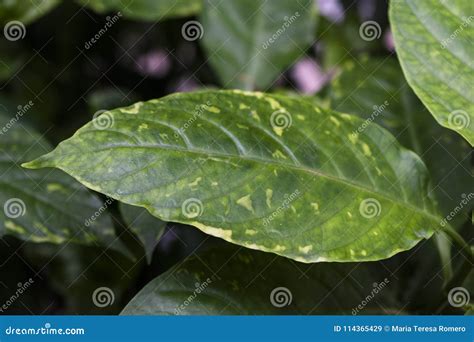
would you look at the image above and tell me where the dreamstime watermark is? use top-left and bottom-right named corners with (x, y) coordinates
top-left (181, 198), bottom-right (203, 218)
top-left (448, 109), bottom-right (470, 130)
top-left (263, 189), bottom-right (300, 226)
top-left (174, 101), bottom-right (212, 138)
top-left (262, 12), bottom-right (300, 49)
top-left (181, 20), bottom-right (204, 41)
top-left (92, 110), bottom-right (114, 130)
top-left (359, 21), bottom-right (382, 41)
top-left (440, 193), bottom-right (473, 227)
top-left (5, 323), bottom-right (85, 336)
top-left (270, 287), bottom-right (292, 308)
top-left (84, 12), bottom-right (122, 49)
top-left (270, 109), bottom-right (292, 131)
top-left (447, 287), bottom-right (470, 308)
top-left (174, 277), bottom-right (213, 315)
top-left (0, 278), bottom-right (35, 313)
top-left (359, 198), bottom-right (381, 219)
top-left (352, 101), bottom-right (389, 136)
top-left (3, 20), bottom-right (26, 41)
top-left (84, 197), bottom-right (114, 227)
top-left (0, 100), bottom-right (35, 136)
top-left (440, 16), bottom-right (473, 49)
top-left (3, 198), bottom-right (26, 219)
top-left (352, 278), bottom-right (390, 315)
top-left (92, 287), bottom-right (115, 307)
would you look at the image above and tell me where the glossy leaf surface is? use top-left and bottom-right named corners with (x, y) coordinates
top-left (390, 0), bottom-right (474, 145)
top-left (25, 90), bottom-right (441, 263)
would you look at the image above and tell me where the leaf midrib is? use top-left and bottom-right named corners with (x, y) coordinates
top-left (44, 140), bottom-right (440, 223)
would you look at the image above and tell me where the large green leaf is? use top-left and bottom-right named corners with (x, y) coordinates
top-left (330, 57), bottom-right (473, 229)
top-left (24, 90), bottom-right (441, 263)
top-left (122, 245), bottom-right (396, 315)
top-left (120, 203), bottom-right (166, 263)
top-left (329, 57), bottom-right (473, 283)
top-left (201, 0), bottom-right (317, 90)
top-left (0, 113), bottom-right (125, 253)
top-left (389, 0), bottom-right (474, 145)
top-left (0, 0), bottom-right (59, 25)
top-left (78, 0), bottom-right (202, 21)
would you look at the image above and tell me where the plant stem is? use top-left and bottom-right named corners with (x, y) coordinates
top-left (441, 224), bottom-right (473, 291)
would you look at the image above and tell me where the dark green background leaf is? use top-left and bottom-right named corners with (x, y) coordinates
top-left (78, 0), bottom-right (202, 21)
top-left (201, 0), bottom-right (317, 90)
top-left (122, 245), bottom-right (397, 315)
top-left (0, 113), bottom-right (126, 254)
top-left (0, 0), bottom-right (60, 25)
top-left (120, 203), bottom-right (166, 263)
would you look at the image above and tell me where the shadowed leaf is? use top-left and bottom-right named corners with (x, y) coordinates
top-left (0, 113), bottom-right (126, 254)
top-left (122, 245), bottom-right (397, 315)
top-left (120, 203), bottom-right (166, 263)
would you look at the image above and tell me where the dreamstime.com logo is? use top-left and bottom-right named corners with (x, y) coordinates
top-left (174, 278), bottom-right (213, 315)
top-left (92, 110), bottom-right (115, 130)
top-left (85, 197), bottom-right (114, 227)
top-left (0, 278), bottom-right (35, 313)
top-left (359, 198), bottom-right (381, 219)
top-left (270, 109), bottom-right (292, 132)
top-left (447, 287), bottom-right (470, 308)
top-left (448, 109), bottom-right (470, 130)
top-left (0, 100), bottom-right (35, 136)
top-left (92, 287), bottom-right (115, 308)
top-left (3, 198), bottom-right (26, 218)
top-left (174, 101), bottom-right (212, 138)
top-left (440, 193), bottom-right (473, 227)
top-left (270, 287), bottom-right (292, 308)
top-left (262, 12), bottom-right (300, 49)
top-left (181, 20), bottom-right (204, 41)
top-left (440, 16), bottom-right (473, 49)
top-left (4, 323), bottom-right (85, 336)
top-left (84, 12), bottom-right (122, 49)
top-left (352, 278), bottom-right (390, 315)
top-left (359, 21), bottom-right (382, 41)
top-left (262, 189), bottom-right (300, 226)
top-left (352, 101), bottom-right (389, 136)
top-left (181, 198), bottom-right (204, 218)
top-left (4, 20), bottom-right (26, 41)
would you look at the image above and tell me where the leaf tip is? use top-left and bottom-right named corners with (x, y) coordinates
top-left (21, 155), bottom-right (54, 170)
top-left (21, 161), bottom-right (38, 169)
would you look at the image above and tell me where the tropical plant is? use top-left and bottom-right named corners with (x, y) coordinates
top-left (0, 0), bottom-right (472, 315)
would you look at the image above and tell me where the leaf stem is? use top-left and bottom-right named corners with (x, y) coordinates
top-left (440, 224), bottom-right (473, 291)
